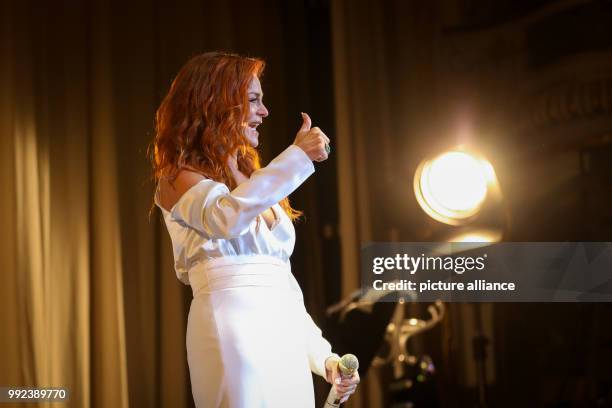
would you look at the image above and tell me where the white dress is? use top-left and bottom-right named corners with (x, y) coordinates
top-left (155, 145), bottom-right (339, 408)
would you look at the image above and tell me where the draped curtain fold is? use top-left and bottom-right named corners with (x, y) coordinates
top-left (330, 0), bottom-right (444, 406)
top-left (331, 0), bottom-right (399, 406)
top-left (1, 1), bottom-right (130, 407)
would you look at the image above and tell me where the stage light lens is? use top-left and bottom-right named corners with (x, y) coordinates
top-left (414, 150), bottom-right (495, 225)
top-left (426, 152), bottom-right (487, 211)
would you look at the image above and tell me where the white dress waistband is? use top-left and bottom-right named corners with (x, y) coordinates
top-left (188, 255), bottom-right (292, 297)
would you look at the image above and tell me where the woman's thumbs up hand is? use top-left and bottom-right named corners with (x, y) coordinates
top-left (293, 112), bottom-right (331, 162)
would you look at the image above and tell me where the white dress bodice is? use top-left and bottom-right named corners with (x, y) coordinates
top-left (154, 145), bottom-right (314, 285)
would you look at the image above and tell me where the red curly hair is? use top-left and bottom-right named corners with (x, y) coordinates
top-left (150, 51), bottom-right (302, 221)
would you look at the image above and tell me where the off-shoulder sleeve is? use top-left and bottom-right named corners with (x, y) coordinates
top-left (170, 145), bottom-right (314, 239)
top-left (288, 271), bottom-right (340, 378)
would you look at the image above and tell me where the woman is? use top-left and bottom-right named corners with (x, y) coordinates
top-left (151, 51), bottom-right (360, 407)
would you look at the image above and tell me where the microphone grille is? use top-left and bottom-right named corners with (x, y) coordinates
top-left (339, 353), bottom-right (359, 374)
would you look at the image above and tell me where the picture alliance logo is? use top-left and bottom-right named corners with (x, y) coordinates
top-left (371, 253), bottom-right (488, 275)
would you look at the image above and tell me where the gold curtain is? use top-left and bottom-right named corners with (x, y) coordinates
top-left (0, 1), bottom-right (129, 407)
top-left (330, 0), bottom-right (444, 406)
top-left (331, 0), bottom-right (398, 406)
top-left (0, 0), bottom-right (191, 406)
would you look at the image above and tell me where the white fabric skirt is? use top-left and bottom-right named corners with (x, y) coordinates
top-left (186, 255), bottom-right (316, 408)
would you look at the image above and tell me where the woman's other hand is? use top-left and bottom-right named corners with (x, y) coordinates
top-left (325, 356), bottom-right (360, 404)
top-left (293, 112), bottom-right (331, 162)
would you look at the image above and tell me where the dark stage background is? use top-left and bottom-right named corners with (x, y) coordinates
top-left (1, 0), bottom-right (611, 407)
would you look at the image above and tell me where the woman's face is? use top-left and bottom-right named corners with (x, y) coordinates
top-left (244, 75), bottom-right (269, 148)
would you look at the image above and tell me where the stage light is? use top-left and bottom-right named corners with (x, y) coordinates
top-left (414, 149), bottom-right (497, 226)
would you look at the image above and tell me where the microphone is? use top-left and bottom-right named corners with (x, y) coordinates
top-left (324, 354), bottom-right (359, 407)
